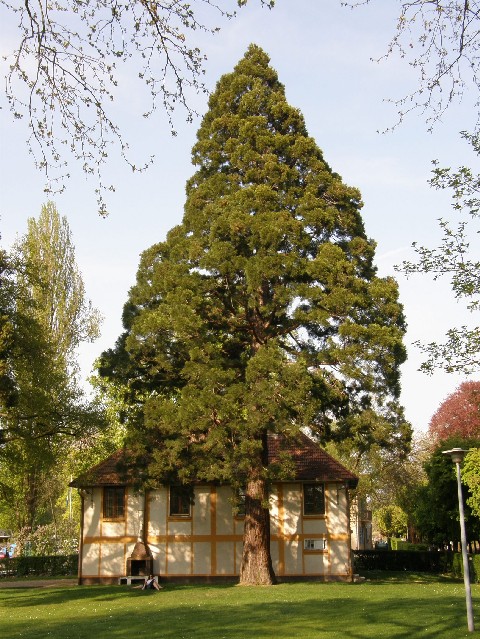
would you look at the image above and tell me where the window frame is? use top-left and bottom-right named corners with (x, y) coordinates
top-left (103, 486), bottom-right (126, 521)
top-left (168, 485), bottom-right (192, 518)
top-left (303, 483), bottom-right (326, 517)
top-left (303, 538), bottom-right (327, 552)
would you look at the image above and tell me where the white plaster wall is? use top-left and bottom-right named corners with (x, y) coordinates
top-left (150, 543), bottom-right (167, 575)
top-left (326, 483), bottom-right (348, 532)
top-left (304, 552), bottom-right (328, 575)
top-left (193, 541), bottom-right (211, 574)
top-left (167, 541), bottom-right (192, 574)
top-left (148, 488), bottom-right (167, 536)
top-left (193, 487), bottom-right (211, 535)
top-left (329, 540), bottom-right (350, 575)
top-left (303, 519), bottom-right (327, 535)
top-left (83, 489), bottom-right (100, 537)
top-left (283, 539), bottom-right (302, 575)
top-left (282, 484), bottom-right (301, 536)
top-left (102, 521), bottom-right (125, 538)
top-left (168, 520), bottom-right (192, 536)
top-left (216, 541), bottom-right (235, 574)
top-left (234, 541), bottom-right (243, 575)
top-left (82, 543), bottom-right (100, 576)
top-left (269, 488), bottom-right (280, 536)
top-left (216, 486), bottom-right (234, 535)
top-left (101, 543), bottom-right (125, 576)
top-left (126, 489), bottom-right (144, 537)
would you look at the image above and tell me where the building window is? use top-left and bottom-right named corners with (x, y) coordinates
top-left (169, 485), bottom-right (191, 517)
top-left (304, 539), bottom-right (327, 551)
top-left (103, 486), bottom-right (125, 519)
top-left (303, 483), bottom-right (325, 516)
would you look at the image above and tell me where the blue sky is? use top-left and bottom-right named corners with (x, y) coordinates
top-left (1, 0), bottom-right (477, 432)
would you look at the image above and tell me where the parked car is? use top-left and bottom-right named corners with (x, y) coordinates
top-left (375, 540), bottom-right (389, 550)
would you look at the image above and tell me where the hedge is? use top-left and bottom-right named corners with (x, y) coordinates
top-left (353, 550), bottom-right (480, 581)
top-left (353, 549), bottom-right (453, 573)
top-left (390, 538), bottom-right (430, 552)
top-left (0, 554), bottom-right (78, 577)
top-left (451, 553), bottom-right (480, 583)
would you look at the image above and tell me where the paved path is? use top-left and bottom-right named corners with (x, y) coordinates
top-left (0, 578), bottom-right (77, 588)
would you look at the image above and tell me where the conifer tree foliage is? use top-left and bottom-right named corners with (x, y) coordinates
top-left (100, 45), bottom-right (409, 585)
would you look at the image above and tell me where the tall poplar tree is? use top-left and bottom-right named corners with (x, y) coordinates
top-left (0, 204), bottom-right (103, 530)
top-left (16, 202), bottom-right (101, 372)
top-left (100, 45), bottom-right (409, 585)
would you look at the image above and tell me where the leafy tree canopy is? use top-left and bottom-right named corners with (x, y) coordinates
top-left (0, 203), bottom-right (104, 529)
top-left (374, 504), bottom-right (408, 539)
top-left (100, 44), bottom-right (409, 584)
top-left (412, 436), bottom-right (480, 546)
top-left (463, 447), bottom-right (480, 519)
top-left (428, 381), bottom-right (480, 443)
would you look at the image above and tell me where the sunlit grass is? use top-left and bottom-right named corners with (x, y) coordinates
top-left (1, 573), bottom-right (479, 639)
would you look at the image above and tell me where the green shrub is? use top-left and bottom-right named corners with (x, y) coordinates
top-left (471, 554), bottom-right (480, 583)
top-left (450, 552), bottom-right (480, 582)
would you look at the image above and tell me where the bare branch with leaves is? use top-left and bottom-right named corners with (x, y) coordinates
top-left (1, 0), bottom-right (274, 214)
top-left (343, 1), bottom-right (480, 130)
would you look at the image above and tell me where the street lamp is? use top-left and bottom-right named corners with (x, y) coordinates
top-left (442, 448), bottom-right (475, 633)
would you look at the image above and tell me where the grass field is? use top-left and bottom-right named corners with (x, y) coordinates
top-left (1, 573), bottom-right (479, 639)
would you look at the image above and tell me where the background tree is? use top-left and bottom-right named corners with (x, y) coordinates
top-left (463, 447), bottom-right (480, 520)
top-left (15, 202), bottom-right (102, 372)
top-left (412, 436), bottom-right (480, 548)
top-left (100, 45), bottom-right (409, 585)
top-left (0, 246), bottom-right (17, 416)
top-left (1, 0), bottom-right (273, 214)
top-left (0, 204), bottom-right (104, 532)
top-left (374, 504), bottom-right (408, 540)
top-left (327, 430), bottom-right (426, 542)
top-left (428, 381), bottom-right (480, 443)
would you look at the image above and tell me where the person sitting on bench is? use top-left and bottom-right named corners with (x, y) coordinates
top-left (142, 574), bottom-right (162, 590)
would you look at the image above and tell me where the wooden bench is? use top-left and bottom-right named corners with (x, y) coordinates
top-left (118, 576), bottom-right (148, 586)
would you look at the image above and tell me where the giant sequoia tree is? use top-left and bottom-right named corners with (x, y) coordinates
top-left (100, 45), bottom-right (409, 585)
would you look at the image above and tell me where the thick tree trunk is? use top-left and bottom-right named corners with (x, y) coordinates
top-left (239, 476), bottom-right (277, 585)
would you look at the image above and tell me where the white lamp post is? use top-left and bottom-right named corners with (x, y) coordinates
top-left (442, 448), bottom-right (475, 633)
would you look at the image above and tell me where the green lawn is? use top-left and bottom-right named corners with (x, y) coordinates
top-left (1, 574), bottom-right (479, 639)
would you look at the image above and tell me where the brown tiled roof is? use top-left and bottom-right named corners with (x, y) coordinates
top-left (70, 432), bottom-right (358, 488)
top-left (267, 432), bottom-right (358, 487)
top-left (70, 449), bottom-right (132, 488)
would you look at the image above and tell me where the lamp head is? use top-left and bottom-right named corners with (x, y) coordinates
top-left (442, 448), bottom-right (468, 464)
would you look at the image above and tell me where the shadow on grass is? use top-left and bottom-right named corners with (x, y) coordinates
top-left (2, 582), bottom-right (478, 639)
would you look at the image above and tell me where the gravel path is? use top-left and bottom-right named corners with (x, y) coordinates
top-left (0, 578), bottom-right (77, 588)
